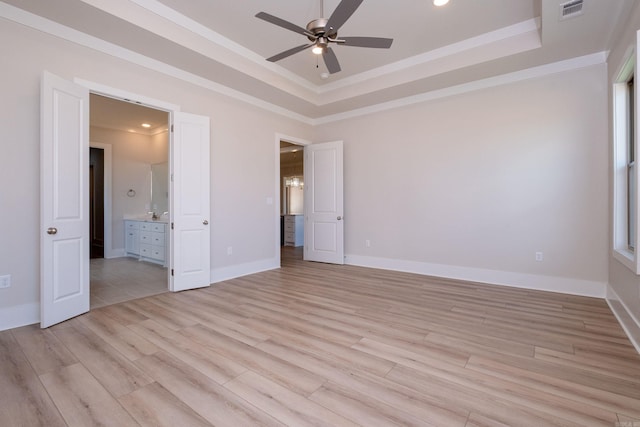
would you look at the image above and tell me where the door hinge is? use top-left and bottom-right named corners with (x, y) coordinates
top-left (170, 124), bottom-right (174, 132)
top-left (171, 222), bottom-right (174, 230)
top-left (171, 269), bottom-right (174, 276)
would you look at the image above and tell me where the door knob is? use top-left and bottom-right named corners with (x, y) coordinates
top-left (337, 216), bottom-right (342, 220)
top-left (203, 220), bottom-right (209, 225)
top-left (47, 227), bottom-right (58, 235)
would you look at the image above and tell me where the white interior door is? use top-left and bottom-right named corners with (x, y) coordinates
top-left (304, 141), bottom-right (344, 264)
top-left (40, 71), bottom-right (90, 328)
top-left (170, 112), bottom-right (211, 291)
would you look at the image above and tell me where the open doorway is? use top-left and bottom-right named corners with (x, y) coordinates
top-left (89, 94), bottom-right (170, 308)
top-left (280, 141), bottom-right (304, 261)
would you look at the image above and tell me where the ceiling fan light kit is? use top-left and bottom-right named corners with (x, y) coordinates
top-left (256, 0), bottom-right (393, 75)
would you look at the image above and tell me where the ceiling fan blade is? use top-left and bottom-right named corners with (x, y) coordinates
top-left (255, 12), bottom-right (313, 37)
top-left (266, 44), bottom-right (313, 62)
top-left (323, 47), bottom-right (341, 74)
top-left (326, 0), bottom-right (363, 32)
top-left (341, 37), bottom-right (393, 49)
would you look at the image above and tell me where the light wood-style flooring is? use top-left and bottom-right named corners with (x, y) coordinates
top-left (2, 247), bottom-right (640, 426)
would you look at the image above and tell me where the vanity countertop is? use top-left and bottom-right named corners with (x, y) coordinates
top-left (124, 215), bottom-right (169, 223)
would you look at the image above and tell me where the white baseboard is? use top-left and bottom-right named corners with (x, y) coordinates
top-left (106, 248), bottom-right (125, 259)
top-left (0, 302), bottom-right (39, 332)
top-left (345, 254), bottom-right (607, 298)
top-left (606, 285), bottom-right (640, 354)
top-left (210, 257), bottom-right (279, 284)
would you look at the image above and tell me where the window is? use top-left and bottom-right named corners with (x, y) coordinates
top-left (629, 77), bottom-right (636, 252)
top-left (613, 51), bottom-right (640, 272)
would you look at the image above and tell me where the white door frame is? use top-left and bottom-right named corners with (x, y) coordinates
top-left (76, 79), bottom-right (180, 288)
top-left (274, 133), bottom-right (311, 267)
top-left (89, 142), bottom-right (113, 258)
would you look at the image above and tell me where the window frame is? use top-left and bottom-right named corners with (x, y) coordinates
top-left (613, 46), bottom-right (640, 273)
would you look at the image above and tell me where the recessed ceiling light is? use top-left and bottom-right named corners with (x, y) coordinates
top-left (141, 123), bottom-right (151, 128)
top-left (434, 0), bottom-right (449, 6)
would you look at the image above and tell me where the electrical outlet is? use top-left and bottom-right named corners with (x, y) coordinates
top-left (227, 246), bottom-right (233, 255)
top-left (535, 252), bottom-right (543, 262)
top-left (365, 239), bottom-right (371, 248)
top-left (0, 275), bottom-right (10, 289)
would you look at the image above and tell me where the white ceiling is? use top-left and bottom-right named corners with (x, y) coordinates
top-left (1, 0), bottom-right (634, 121)
top-left (90, 94), bottom-right (169, 135)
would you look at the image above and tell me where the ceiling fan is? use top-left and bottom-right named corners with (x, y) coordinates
top-left (255, 0), bottom-right (393, 74)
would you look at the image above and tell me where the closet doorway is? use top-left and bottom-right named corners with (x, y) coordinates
top-left (89, 94), bottom-right (170, 309)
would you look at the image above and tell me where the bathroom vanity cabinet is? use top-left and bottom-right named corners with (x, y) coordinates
top-left (125, 219), bottom-right (168, 266)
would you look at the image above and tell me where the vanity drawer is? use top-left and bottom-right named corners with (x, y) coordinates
top-left (151, 232), bottom-right (165, 246)
top-left (139, 243), bottom-right (152, 257)
top-left (139, 222), bottom-right (152, 231)
top-left (151, 223), bottom-right (165, 233)
top-left (151, 247), bottom-right (165, 261)
top-left (139, 231), bottom-right (152, 244)
top-left (126, 221), bottom-right (140, 231)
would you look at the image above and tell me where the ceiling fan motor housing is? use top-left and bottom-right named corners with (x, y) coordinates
top-left (306, 18), bottom-right (337, 40)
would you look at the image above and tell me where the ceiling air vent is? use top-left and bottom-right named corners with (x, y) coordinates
top-left (560, 0), bottom-right (584, 20)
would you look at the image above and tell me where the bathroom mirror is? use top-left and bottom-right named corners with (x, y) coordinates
top-left (151, 162), bottom-right (169, 214)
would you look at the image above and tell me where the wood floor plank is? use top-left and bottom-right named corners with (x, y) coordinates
top-left (534, 346), bottom-right (640, 382)
top-left (353, 336), bottom-right (469, 371)
top-left (257, 338), bottom-right (470, 426)
top-left (182, 323), bottom-right (326, 396)
top-left (168, 289), bottom-right (252, 323)
top-left (301, 305), bottom-right (429, 344)
top-left (386, 365), bottom-right (606, 427)
top-left (152, 292), bottom-right (270, 345)
top-left (464, 412), bottom-right (512, 427)
top-left (465, 354), bottom-right (640, 419)
top-left (424, 328), bottom-right (535, 358)
top-left (118, 382), bottom-right (212, 427)
top-left (240, 315), bottom-right (396, 377)
top-left (224, 370), bottom-right (359, 427)
top-left (121, 298), bottom-right (198, 331)
top-left (53, 323), bottom-right (153, 397)
top-left (39, 363), bottom-right (139, 427)
top-left (0, 331), bottom-right (67, 427)
top-left (309, 381), bottom-right (438, 427)
top-left (127, 319), bottom-right (247, 384)
top-left (97, 303), bottom-right (150, 325)
top-left (135, 351), bottom-right (284, 426)
top-left (11, 324), bottom-right (78, 375)
top-left (77, 310), bottom-right (160, 361)
top-left (238, 301), bottom-right (363, 347)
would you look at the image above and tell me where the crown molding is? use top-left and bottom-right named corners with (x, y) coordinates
top-left (313, 51), bottom-right (608, 125)
top-left (80, 0), bottom-right (319, 102)
top-left (0, 2), bottom-right (314, 124)
top-left (0, 2), bottom-right (608, 126)
top-left (318, 18), bottom-right (541, 95)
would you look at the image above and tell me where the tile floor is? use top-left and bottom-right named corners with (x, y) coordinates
top-left (90, 257), bottom-right (168, 309)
